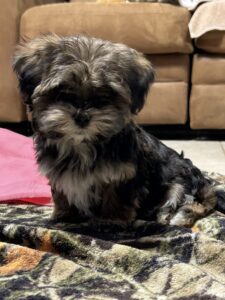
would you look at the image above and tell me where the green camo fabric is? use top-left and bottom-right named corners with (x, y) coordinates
top-left (1, 173), bottom-right (225, 299)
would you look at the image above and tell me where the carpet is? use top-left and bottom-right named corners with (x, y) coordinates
top-left (0, 172), bottom-right (225, 299)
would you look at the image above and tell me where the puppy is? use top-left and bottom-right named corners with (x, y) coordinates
top-left (13, 34), bottom-right (225, 227)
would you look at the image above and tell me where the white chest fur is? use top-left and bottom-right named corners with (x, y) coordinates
top-left (38, 139), bottom-right (136, 216)
top-left (53, 162), bottom-right (136, 216)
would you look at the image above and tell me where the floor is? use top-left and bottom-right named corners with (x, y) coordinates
top-left (163, 140), bottom-right (225, 175)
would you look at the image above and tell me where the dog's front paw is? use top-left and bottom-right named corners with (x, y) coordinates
top-left (52, 209), bottom-right (72, 222)
top-left (52, 207), bottom-right (88, 223)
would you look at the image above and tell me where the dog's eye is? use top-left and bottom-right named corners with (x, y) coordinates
top-left (63, 94), bottom-right (76, 103)
top-left (57, 93), bottom-right (79, 106)
top-left (58, 93), bottom-right (91, 109)
top-left (92, 98), bottom-right (109, 108)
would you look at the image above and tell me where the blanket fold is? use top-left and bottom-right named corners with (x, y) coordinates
top-left (0, 129), bottom-right (51, 204)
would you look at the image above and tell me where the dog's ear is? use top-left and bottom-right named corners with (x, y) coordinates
top-left (32, 76), bottom-right (63, 99)
top-left (32, 65), bottom-right (81, 100)
top-left (127, 54), bottom-right (155, 114)
top-left (13, 35), bottom-right (60, 110)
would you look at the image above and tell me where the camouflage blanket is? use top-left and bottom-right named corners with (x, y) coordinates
top-left (1, 173), bottom-right (225, 299)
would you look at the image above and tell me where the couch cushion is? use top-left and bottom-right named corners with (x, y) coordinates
top-left (20, 2), bottom-right (193, 54)
top-left (195, 31), bottom-right (225, 54)
top-left (136, 82), bottom-right (188, 124)
top-left (190, 84), bottom-right (225, 129)
top-left (192, 54), bottom-right (225, 84)
top-left (149, 54), bottom-right (190, 82)
top-left (189, 1), bottom-right (225, 53)
top-left (191, 53), bottom-right (225, 129)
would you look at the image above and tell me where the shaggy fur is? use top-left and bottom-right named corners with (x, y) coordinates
top-left (13, 34), bottom-right (225, 227)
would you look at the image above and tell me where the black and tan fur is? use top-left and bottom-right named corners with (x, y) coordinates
top-left (13, 34), bottom-right (225, 227)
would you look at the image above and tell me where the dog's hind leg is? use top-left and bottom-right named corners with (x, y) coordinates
top-left (157, 183), bottom-right (185, 224)
top-left (169, 184), bottom-right (225, 227)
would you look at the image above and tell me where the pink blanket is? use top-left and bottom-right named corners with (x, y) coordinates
top-left (0, 129), bottom-right (51, 205)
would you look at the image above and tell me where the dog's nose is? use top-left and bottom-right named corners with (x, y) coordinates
top-left (74, 111), bottom-right (90, 128)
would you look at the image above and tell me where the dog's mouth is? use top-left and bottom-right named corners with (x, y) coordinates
top-left (36, 103), bottom-right (131, 145)
top-left (38, 115), bottom-right (91, 143)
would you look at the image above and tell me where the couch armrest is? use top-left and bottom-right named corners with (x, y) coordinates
top-left (0, 0), bottom-right (66, 122)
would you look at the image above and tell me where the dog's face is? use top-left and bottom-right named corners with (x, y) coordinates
top-left (13, 35), bottom-right (154, 144)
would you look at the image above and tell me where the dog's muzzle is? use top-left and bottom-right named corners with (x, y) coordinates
top-left (73, 110), bottom-right (90, 128)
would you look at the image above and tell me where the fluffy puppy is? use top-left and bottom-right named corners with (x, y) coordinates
top-left (13, 34), bottom-right (225, 226)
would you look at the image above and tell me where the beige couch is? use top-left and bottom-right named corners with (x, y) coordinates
top-left (189, 1), bottom-right (225, 129)
top-left (1, 0), bottom-right (225, 131)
